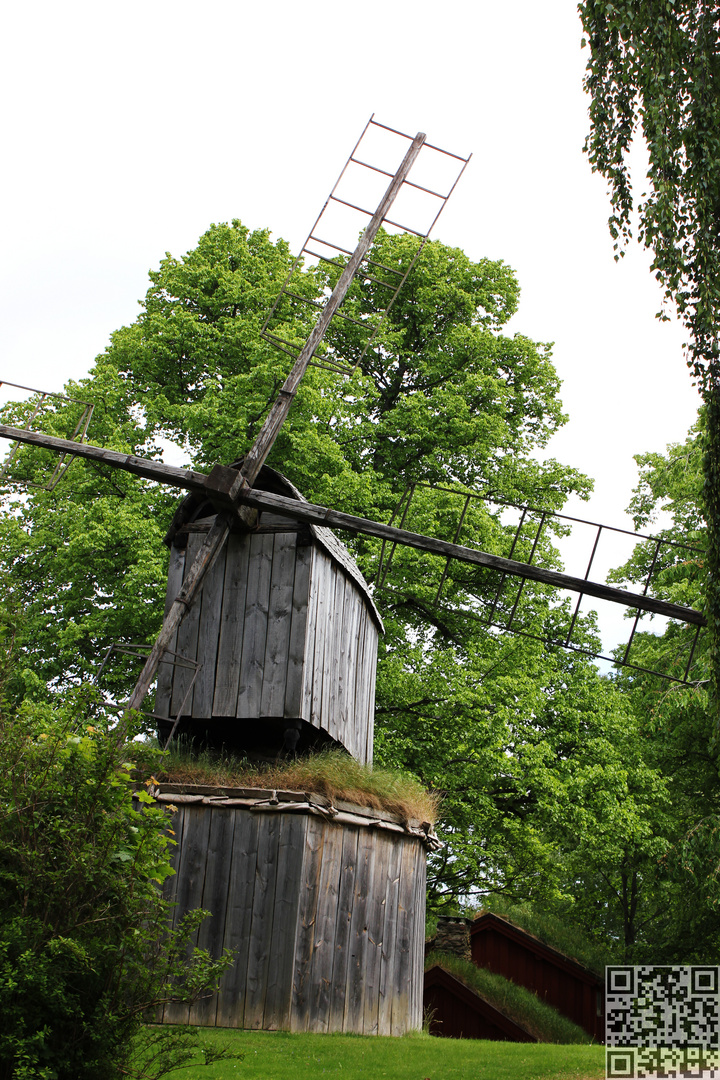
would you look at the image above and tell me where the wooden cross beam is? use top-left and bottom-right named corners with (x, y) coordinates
top-left (0, 424), bottom-right (705, 630)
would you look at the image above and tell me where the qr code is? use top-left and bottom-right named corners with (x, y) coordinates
top-left (606, 967), bottom-right (720, 1079)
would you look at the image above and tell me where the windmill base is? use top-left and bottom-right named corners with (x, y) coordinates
top-left (155, 785), bottom-right (429, 1035)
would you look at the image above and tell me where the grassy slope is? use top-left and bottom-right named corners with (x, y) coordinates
top-left (473, 900), bottom-right (615, 976)
top-left (425, 952), bottom-right (591, 1044)
top-left (162, 1029), bottom-right (605, 1080)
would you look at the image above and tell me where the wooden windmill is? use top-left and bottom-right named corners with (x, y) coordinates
top-left (0, 117), bottom-right (706, 1035)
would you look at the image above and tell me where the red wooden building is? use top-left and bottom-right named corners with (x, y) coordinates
top-left (470, 912), bottom-right (604, 1041)
top-left (424, 965), bottom-right (536, 1042)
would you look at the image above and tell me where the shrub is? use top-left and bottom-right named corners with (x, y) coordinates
top-left (0, 687), bottom-right (236, 1080)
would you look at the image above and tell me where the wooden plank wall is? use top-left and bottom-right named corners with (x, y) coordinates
top-left (161, 804), bottom-right (425, 1035)
top-left (470, 924), bottom-right (603, 1040)
top-left (302, 548), bottom-right (378, 763)
top-left (155, 527), bottom-right (379, 764)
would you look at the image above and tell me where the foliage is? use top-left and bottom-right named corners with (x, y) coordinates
top-left (141, 743), bottom-right (439, 823)
top-left (0, 660), bottom-right (236, 1080)
top-left (159, 1029), bottom-right (606, 1080)
top-left (424, 952), bottom-right (591, 1044)
top-left (579, 0), bottom-right (720, 713)
top-left (0, 221), bottom-right (589, 694)
top-left (597, 420), bottom-right (720, 962)
top-left (377, 626), bottom-right (670, 934)
top-left (0, 215), bottom-right (701, 969)
top-left (580, 2), bottom-right (720, 367)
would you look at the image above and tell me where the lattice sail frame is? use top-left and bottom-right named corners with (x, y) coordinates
top-left (374, 482), bottom-right (706, 685)
top-left (0, 379), bottom-right (94, 491)
top-left (260, 115), bottom-right (471, 376)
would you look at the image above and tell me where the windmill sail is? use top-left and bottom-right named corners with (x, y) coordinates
top-left (0, 119), bottom-right (703, 698)
top-left (372, 481), bottom-right (706, 685)
top-left (260, 116), bottom-right (471, 376)
top-left (0, 421), bottom-right (706, 686)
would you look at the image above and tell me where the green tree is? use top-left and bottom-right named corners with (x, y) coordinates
top-left (579, 0), bottom-right (720, 715)
top-left (0, 219), bottom-right (622, 910)
top-left (0, 622), bottom-right (235, 1080)
top-left (601, 419), bottom-right (720, 961)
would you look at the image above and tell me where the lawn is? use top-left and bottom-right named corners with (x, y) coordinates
top-left (162, 1029), bottom-right (606, 1080)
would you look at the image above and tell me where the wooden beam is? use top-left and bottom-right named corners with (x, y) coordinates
top-left (229, 131), bottom-right (427, 498)
top-left (0, 424), bottom-right (704, 663)
top-left (0, 424), bottom-right (207, 490)
top-left (235, 488), bottom-right (707, 628)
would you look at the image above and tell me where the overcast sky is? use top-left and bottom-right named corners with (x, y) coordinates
top-left (0, 1), bottom-right (702, 558)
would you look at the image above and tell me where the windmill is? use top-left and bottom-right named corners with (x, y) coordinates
top-left (0, 117), bottom-right (707, 1034)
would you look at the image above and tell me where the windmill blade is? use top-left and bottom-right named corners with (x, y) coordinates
top-left (0, 423), bottom-right (207, 492)
top-left (1, 424), bottom-right (703, 629)
top-left (0, 379), bottom-right (94, 490)
top-left (0, 425), bottom-right (705, 684)
top-left (0, 424), bottom-right (705, 628)
top-left (228, 485), bottom-right (705, 628)
top-left (260, 116), bottom-right (472, 377)
top-left (233, 129), bottom-right (428, 493)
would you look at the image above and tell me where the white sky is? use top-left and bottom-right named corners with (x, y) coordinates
top-left (0, 0), bottom-right (702, 596)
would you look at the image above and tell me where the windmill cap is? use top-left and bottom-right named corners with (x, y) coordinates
top-left (164, 461), bottom-right (383, 632)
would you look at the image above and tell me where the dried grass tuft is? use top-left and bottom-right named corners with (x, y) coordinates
top-left (147, 743), bottom-right (438, 824)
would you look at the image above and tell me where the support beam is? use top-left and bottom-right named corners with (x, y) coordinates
top-left (0, 425), bottom-right (705, 628)
top-left (235, 488), bottom-right (706, 628)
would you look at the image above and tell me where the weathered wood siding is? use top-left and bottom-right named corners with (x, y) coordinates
top-left (155, 517), bottom-right (378, 763)
top-left (161, 803), bottom-right (426, 1035)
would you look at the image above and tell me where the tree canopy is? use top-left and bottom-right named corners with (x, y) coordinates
top-left (579, 0), bottom-right (720, 716)
top-left (1, 217), bottom-right (699, 969)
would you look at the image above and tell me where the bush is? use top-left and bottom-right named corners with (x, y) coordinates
top-left (0, 686), bottom-right (236, 1080)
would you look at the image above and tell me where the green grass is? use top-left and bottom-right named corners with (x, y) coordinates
top-left (135, 743), bottom-right (438, 823)
top-left (425, 953), bottom-right (591, 1044)
top-left (160, 1028), bottom-right (605, 1080)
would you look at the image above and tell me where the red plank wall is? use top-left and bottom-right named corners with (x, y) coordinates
top-left (470, 914), bottom-right (604, 1042)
